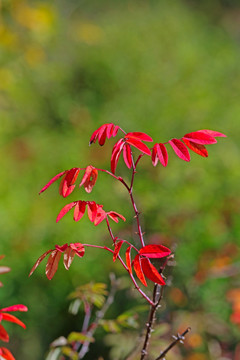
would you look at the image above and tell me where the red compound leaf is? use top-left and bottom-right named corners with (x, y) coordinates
top-left (169, 138), bottom-right (190, 162)
top-left (89, 123), bottom-right (120, 146)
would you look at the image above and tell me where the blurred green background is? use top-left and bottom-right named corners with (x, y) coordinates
top-left (1, 0), bottom-right (240, 359)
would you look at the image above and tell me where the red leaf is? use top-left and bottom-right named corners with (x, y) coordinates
top-left (79, 166), bottom-right (98, 193)
top-left (98, 126), bottom-right (107, 146)
top-left (106, 123), bottom-right (114, 138)
top-left (133, 255), bottom-right (147, 286)
top-left (94, 206), bottom-right (106, 226)
top-left (45, 250), bottom-right (62, 280)
top-left (60, 168), bottom-right (80, 197)
top-left (183, 139), bottom-right (208, 157)
top-left (125, 246), bottom-right (132, 274)
top-left (169, 139), bottom-right (190, 161)
top-left (55, 244), bottom-right (68, 253)
top-left (126, 132), bottom-right (153, 142)
top-left (63, 246), bottom-right (75, 270)
top-left (1, 313), bottom-right (26, 329)
top-left (183, 131), bottom-right (216, 145)
top-left (125, 137), bottom-right (151, 155)
top-left (122, 144), bottom-right (132, 169)
top-left (112, 125), bottom-right (120, 137)
top-left (139, 245), bottom-right (171, 259)
top-left (29, 249), bottom-right (53, 277)
top-left (200, 129), bottom-right (226, 138)
top-left (141, 257), bottom-right (165, 285)
top-left (73, 201), bottom-right (86, 221)
top-left (0, 305), bottom-right (28, 312)
top-left (39, 171), bottom-right (66, 194)
top-left (87, 201), bottom-right (98, 222)
top-left (56, 202), bottom-right (76, 223)
top-left (0, 324), bottom-right (9, 342)
top-left (0, 347), bottom-right (15, 360)
top-left (113, 241), bottom-right (124, 262)
top-left (152, 143), bottom-right (168, 167)
top-left (70, 243), bottom-right (85, 258)
top-left (111, 139), bottom-right (125, 174)
top-left (107, 211), bottom-right (126, 223)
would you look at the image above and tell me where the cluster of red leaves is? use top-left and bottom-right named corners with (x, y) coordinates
top-left (0, 256), bottom-right (28, 360)
top-left (56, 200), bottom-right (125, 226)
top-left (29, 243), bottom-right (85, 280)
top-left (0, 305), bottom-right (28, 360)
top-left (39, 165), bottom-right (98, 197)
top-left (89, 123), bottom-right (226, 173)
top-left (113, 243), bottom-right (171, 286)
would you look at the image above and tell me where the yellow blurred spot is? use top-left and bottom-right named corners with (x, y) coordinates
top-left (75, 23), bottom-right (104, 44)
top-left (0, 24), bottom-right (18, 49)
top-left (0, 68), bottom-right (14, 89)
top-left (24, 46), bottom-right (45, 67)
top-left (169, 287), bottom-right (187, 306)
top-left (186, 354), bottom-right (207, 360)
top-left (187, 334), bottom-right (203, 348)
top-left (12, 3), bottom-right (55, 33)
top-left (227, 288), bottom-right (240, 302)
top-left (211, 256), bottom-right (231, 269)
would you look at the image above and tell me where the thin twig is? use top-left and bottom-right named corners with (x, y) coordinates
top-left (77, 273), bottom-right (119, 359)
top-left (155, 327), bottom-right (191, 360)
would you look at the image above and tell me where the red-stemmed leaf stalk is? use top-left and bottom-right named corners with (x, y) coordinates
top-left (31, 123), bottom-right (226, 359)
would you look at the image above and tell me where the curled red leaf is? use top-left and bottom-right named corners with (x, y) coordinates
top-left (183, 139), bottom-right (208, 157)
top-left (45, 249), bottom-right (62, 280)
top-left (139, 244), bottom-right (171, 258)
top-left (79, 166), bottom-right (98, 193)
top-left (125, 246), bottom-right (132, 275)
top-left (140, 257), bottom-right (165, 285)
top-left (152, 143), bottom-right (168, 167)
top-left (133, 255), bottom-right (147, 286)
top-left (113, 240), bottom-right (124, 262)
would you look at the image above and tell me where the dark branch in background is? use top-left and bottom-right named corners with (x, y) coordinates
top-left (140, 255), bottom-right (174, 360)
top-left (155, 327), bottom-right (191, 360)
top-left (77, 273), bottom-right (119, 359)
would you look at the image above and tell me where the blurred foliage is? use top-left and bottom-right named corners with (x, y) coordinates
top-left (0, 0), bottom-right (240, 359)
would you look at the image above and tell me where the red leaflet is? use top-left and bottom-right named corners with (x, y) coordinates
top-left (74, 201), bottom-right (86, 221)
top-left (89, 123), bottom-right (120, 145)
top-left (29, 243), bottom-right (85, 279)
top-left (94, 206), bottom-right (107, 226)
top-left (0, 305), bottom-right (28, 313)
top-left (126, 132), bottom-right (153, 142)
top-left (152, 143), bottom-right (168, 167)
top-left (0, 347), bottom-right (15, 360)
top-left (122, 144), bottom-right (132, 169)
top-left (0, 324), bottom-right (9, 342)
top-left (113, 240), bottom-right (124, 262)
top-left (79, 166), bottom-right (98, 193)
top-left (111, 139), bottom-right (125, 174)
top-left (87, 201), bottom-right (98, 222)
top-left (200, 129), bottom-right (226, 138)
top-left (139, 244), bottom-right (171, 259)
top-left (169, 139), bottom-right (190, 162)
top-left (107, 211), bottom-right (126, 223)
top-left (0, 314), bottom-right (26, 329)
top-left (183, 139), bottom-right (208, 157)
top-left (140, 258), bottom-right (165, 285)
top-left (125, 246), bottom-right (132, 274)
top-left (46, 249), bottom-right (62, 280)
top-left (56, 202), bottom-right (77, 223)
top-left (133, 255), bottom-right (147, 286)
top-left (29, 249), bottom-right (53, 277)
top-left (183, 131), bottom-right (217, 145)
top-left (125, 137), bottom-right (151, 155)
top-left (39, 171), bottom-right (66, 194)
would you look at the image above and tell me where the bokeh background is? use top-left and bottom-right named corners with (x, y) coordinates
top-left (1, 0), bottom-right (240, 359)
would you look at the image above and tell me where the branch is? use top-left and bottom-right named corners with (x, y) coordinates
top-left (155, 327), bottom-right (191, 360)
top-left (77, 273), bottom-right (119, 359)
